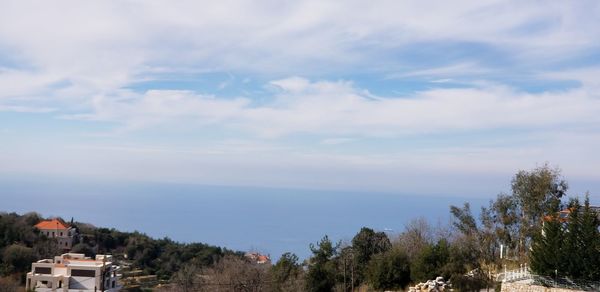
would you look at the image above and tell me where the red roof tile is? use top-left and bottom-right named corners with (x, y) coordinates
top-left (35, 219), bottom-right (70, 230)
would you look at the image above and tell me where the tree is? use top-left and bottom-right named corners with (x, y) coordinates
top-left (450, 203), bottom-right (478, 237)
top-left (71, 243), bottom-right (95, 257)
top-left (530, 198), bottom-right (563, 276)
top-left (397, 217), bottom-right (433, 261)
top-left (511, 164), bottom-right (567, 257)
top-left (337, 245), bottom-right (357, 292)
top-left (365, 247), bottom-right (411, 291)
top-left (306, 235), bottom-right (339, 292)
top-left (171, 263), bottom-right (200, 292)
top-left (410, 239), bottom-right (450, 282)
top-left (271, 253), bottom-right (304, 292)
top-left (443, 237), bottom-right (486, 292)
top-left (579, 194), bottom-right (600, 280)
top-left (562, 198), bottom-right (582, 278)
top-left (197, 255), bottom-right (271, 292)
top-left (351, 227), bottom-right (391, 284)
top-left (490, 193), bottom-right (519, 258)
top-left (530, 193), bottom-right (600, 280)
top-left (1, 244), bottom-right (36, 275)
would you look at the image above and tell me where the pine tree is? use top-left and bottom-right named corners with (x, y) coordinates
top-left (563, 198), bottom-right (582, 279)
top-left (306, 235), bottom-right (339, 292)
top-left (579, 195), bottom-right (600, 280)
top-left (530, 198), bottom-right (563, 276)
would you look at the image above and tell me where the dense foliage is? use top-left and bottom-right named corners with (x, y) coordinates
top-left (167, 165), bottom-right (599, 291)
top-left (530, 196), bottom-right (600, 280)
top-left (0, 212), bottom-right (238, 284)
top-left (0, 212), bottom-right (60, 278)
top-left (305, 235), bottom-right (339, 292)
top-left (365, 247), bottom-right (411, 290)
top-left (2, 164), bottom-right (599, 291)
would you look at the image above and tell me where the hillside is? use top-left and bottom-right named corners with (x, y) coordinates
top-left (0, 211), bottom-right (240, 288)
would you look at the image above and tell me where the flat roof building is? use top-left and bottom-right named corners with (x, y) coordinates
top-left (26, 253), bottom-right (120, 292)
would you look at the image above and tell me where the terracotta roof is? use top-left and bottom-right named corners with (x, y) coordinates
top-left (257, 255), bottom-right (270, 262)
top-left (35, 219), bottom-right (70, 230)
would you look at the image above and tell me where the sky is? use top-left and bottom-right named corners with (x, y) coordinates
top-left (1, 1), bottom-right (600, 197)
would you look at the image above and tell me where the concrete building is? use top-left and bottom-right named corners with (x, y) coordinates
top-left (25, 253), bottom-right (120, 292)
top-left (35, 219), bottom-right (76, 250)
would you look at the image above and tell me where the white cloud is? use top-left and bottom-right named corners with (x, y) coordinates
top-left (0, 1), bottom-right (597, 117)
top-left (62, 89), bottom-right (250, 132)
top-left (241, 77), bottom-right (600, 137)
top-left (0, 1), bottom-right (598, 88)
top-left (387, 62), bottom-right (490, 80)
top-left (53, 75), bottom-right (600, 141)
top-left (0, 105), bottom-right (56, 113)
top-left (321, 138), bottom-right (355, 145)
top-left (1, 1), bottom-right (600, 193)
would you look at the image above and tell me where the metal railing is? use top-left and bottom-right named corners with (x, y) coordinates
top-left (496, 264), bottom-right (600, 291)
top-left (496, 264), bottom-right (532, 282)
top-left (531, 275), bottom-right (600, 291)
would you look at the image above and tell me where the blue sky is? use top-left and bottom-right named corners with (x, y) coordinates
top-left (1, 1), bottom-right (600, 196)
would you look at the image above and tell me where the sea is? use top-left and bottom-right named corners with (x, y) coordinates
top-left (0, 177), bottom-right (496, 260)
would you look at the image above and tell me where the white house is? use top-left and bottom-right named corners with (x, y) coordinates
top-left (25, 253), bottom-right (120, 292)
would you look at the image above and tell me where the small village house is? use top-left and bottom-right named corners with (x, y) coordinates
top-left (35, 218), bottom-right (76, 250)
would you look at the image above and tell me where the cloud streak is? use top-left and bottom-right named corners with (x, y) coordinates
top-left (1, 1), bottom-right (600, 194)
top-left (62, 77), bottom-right (600, 138)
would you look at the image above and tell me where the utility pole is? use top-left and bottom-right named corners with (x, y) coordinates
top-left (350, 249), bottom-right (354, 292)
top-left (101, 255), bottom-right (106, 291)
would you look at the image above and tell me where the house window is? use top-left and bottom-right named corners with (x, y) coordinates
top-left (52, 232), bottom-right (55, 237)
top-left (71, 269), bottom-right (96, 277)
top-left (60, 232), bottom-right (63, 236)
top-left (34, 267), bottom-right (51, 274)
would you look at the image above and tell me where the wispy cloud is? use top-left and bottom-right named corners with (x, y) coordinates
top-left (321, 138), bottom-right (355, 145)
top-left (0, 105), bottom-right (56, 113)
top-left (1, 1), bottom-right (600, 194)
top-left (50, 75), bottom-right (600, 148)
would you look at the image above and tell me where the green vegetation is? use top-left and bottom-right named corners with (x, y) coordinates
top-left (302, 164), bottom-right (598, 291)
top-left (365, 247), bottom-right (411, 290)
top-left (305, 235), bottom-right (339, 292)
top-left (270, 252), bottom-right (304, 292)
top-left (530, 195), bottom-right (600, 280)
top-left (0, 212), bottom-right (61, 281)
top-left (0, 212), bottom-right (239, 285)
top-left (2, 164), bottom-right (599, 291)
top-left (350, 227), bottom-right (391, 284)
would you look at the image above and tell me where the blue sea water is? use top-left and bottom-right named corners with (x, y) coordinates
top-left (0, 178), bottom-right (491, 260)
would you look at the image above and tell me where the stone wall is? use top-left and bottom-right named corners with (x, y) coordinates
top-left (501, 282), bottom-right (586, 292)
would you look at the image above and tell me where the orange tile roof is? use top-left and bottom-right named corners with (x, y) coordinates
top-left (35, 219), bottom-right (70, 230)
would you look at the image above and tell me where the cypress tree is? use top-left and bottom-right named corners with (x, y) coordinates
top-left (530, 198), bottom-right (563, 276)
top-left (579, 195), bottom-right (600, 280)
top-left (563, 198), bottom-right (582, 279)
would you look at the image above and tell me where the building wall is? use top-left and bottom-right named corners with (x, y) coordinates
top-left (38, 227), bottom-right (75, 249)
top-left (501, 282), bottom-right (586, 292)
top-left (26, 254), bottom-right (119, 291)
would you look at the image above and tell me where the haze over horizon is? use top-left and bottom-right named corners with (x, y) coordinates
top-left (2, 1), bottom-right (600, 196)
